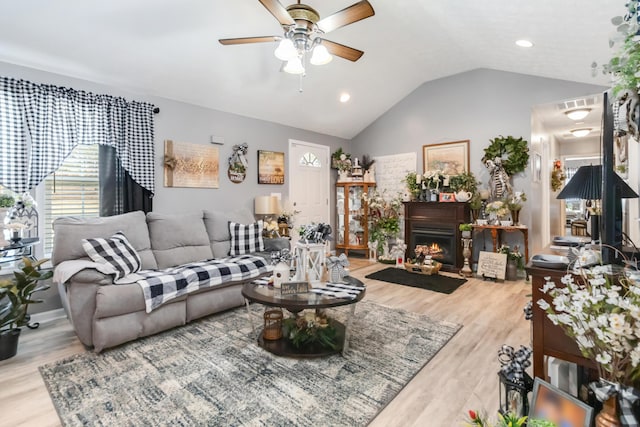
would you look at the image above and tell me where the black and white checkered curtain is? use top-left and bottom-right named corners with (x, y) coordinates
top-left (0, 76), bottom-right (155, 194)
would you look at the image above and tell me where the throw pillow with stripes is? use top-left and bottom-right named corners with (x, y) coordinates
top-left (82, 231), bottom-right (142, 281)
top-left (229, 220), bottom-right (264, 256)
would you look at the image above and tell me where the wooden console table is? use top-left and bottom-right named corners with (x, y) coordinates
top-left (471, 224), bottom-right (529, 263)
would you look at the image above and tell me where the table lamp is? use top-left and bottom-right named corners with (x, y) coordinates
top-left (254, 195), bottom-right (279, 222)
top-left (556, 165), bottom-right (638, 241)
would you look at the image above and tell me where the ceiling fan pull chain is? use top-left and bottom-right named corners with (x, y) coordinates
top-left (298, 74), bottom-right (303, 93)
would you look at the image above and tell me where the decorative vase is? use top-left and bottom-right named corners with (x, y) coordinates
top-left (272, 262), bottom-right (290, 289)
top-left (338, 170), bottom-right (350, 182)
top-left (471, 209), bottom-right (481, 223)
top-left (0, 329), bottom-right (21, 361)
top-left (510, 209), bottom-right (520, 226)
top-left (596, 395), bottom-right (621, 427)
top-left (505, 260), bottom-right (518, 281)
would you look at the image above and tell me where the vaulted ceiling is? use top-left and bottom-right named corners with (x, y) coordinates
top-left (0, 0), bottom-right (620, 139)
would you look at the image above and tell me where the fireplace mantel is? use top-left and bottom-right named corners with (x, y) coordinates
top-left (403, 202), bottom-right (470, 272)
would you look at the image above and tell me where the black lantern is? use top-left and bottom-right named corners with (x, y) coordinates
top-left (498, 370), bottom-right (534, 417)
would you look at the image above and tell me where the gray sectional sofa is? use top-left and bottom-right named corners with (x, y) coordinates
top-left (52, 209), bottom-right (287, 352)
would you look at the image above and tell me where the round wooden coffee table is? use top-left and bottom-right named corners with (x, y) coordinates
top-left (241, 276), bottom-right (366, 357)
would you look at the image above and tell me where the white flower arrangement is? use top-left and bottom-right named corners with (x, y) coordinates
top-left (422, 170), bottom-right (447, 190)
top-left (538, 264), bottom-right (640, 384)
top-left (485, 200), bottom-right (509, 218)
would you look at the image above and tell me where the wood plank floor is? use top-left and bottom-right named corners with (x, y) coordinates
top-left (0, 260), bottom-right (531, 427)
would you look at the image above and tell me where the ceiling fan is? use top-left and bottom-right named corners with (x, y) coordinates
top-left (219, 0), bottom-right (375, 75)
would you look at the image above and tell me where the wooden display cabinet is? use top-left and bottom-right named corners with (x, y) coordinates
top-left (335, 182), bottom-right (375, 255)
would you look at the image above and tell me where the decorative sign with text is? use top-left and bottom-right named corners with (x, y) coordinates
top-left (280, 281), bottom-right (309, 296)
top-left (477, 251), bottom-right (507, 280)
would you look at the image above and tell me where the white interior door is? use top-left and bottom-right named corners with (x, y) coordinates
top-left (288, 140), bottom-right (330, 246)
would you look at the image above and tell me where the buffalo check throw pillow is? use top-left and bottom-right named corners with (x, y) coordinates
top-left (229, 220), bottom-right (265, 256)
top-left (82, 231), bottom-right (142, 281)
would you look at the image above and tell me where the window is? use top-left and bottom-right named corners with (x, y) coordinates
top-left (300, 152), bottom-right (321, 168)
top-left (43, 144), bottom-right (100, 254)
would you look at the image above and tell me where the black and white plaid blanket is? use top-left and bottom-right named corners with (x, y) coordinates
top-left (134, 255), bottom-right (271, 313)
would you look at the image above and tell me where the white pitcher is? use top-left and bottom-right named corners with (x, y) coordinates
top-left (455, 191), bottom-right (472, 202)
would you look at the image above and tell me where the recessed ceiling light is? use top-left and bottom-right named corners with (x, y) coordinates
top-left (339, 93), bottom-right (351, 103)
top-left (515, 39), bottom-right (534, 48)
top-left (570, 128), bottom-right (592, 137)
top-left (565, 108), bottom-right (591, 121)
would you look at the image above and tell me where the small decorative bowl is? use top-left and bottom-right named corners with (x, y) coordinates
top-left (500, 220), bottom-right (513, 226)
top-left (476, 219), bottom-right (488, 225)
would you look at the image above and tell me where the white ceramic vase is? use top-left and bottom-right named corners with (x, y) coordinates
top-left (272, 262), bottom-right (290, 289)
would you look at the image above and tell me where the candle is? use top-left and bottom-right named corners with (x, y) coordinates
top-left (415, 173), bottom-right (422, 184)
top-left (443, 175), bottom-right (449, 187)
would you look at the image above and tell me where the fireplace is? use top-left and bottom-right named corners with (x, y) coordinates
top-left (404, 202), bottom-right (470, 272)
top-left (411, 226), bottom-right (456, 266)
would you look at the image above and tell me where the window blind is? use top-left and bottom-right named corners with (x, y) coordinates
top-left (44, 144), bottom-right (100, 254)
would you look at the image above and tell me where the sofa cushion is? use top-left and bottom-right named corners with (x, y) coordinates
top-left (229, 221), bottom-right (264, 256)
top-left (82, 232), bottom-right (142, 281)
top-left (52, 211), bottom-right (157, 270)
top-left (147, 211), bottom-right (213, 269)
top-left (203, 208), bottom-right (255, 258)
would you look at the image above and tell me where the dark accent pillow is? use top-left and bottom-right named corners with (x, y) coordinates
top-left (82, 231), bottom-right (142, 280)
top-left (229, 220), bottom-right (264, 256)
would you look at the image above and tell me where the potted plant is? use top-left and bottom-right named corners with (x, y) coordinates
top-left (459, 223), bottom-right (473, 238)
top-left (592, 0), bottom-right (640, 139)
top-left (469, 193), bottom-right (483, 223)
top-left (364, 190), bottom-right (403, 260)
top-left (449, 171), bottom-right (479, 194)
top-left (0, 258), bottom-right (52, 360)
top-left (403, 172), bottom-right (421, 201)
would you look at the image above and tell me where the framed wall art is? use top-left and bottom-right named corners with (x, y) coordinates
top-left (533, 152), bottom-right (542, 183)
top-left (258, 150), bottom-right (285, 184)
top-left (423, 140), bottom-right (469, 175)
top-left (164, 140), bottom-right (219, 188)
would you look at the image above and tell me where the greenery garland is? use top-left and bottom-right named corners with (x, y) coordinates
top-left (482, 135), bottom-right (530, 176)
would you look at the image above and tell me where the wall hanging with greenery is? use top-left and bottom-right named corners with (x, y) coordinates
top-left (482, 136), bottom-right (530, 176)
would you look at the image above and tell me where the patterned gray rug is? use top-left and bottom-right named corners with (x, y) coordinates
top-left (40, 301), bottom-right (460, 426)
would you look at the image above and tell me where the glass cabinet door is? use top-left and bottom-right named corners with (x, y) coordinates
top-left (348, 185), bottom-right (364, 246)
top-left (336, 186), bottom-right (345, 245)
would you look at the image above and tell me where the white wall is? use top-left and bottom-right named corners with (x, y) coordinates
top-left (350, 68), bottom-right (607, 250)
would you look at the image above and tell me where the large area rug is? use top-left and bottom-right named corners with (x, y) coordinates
top-left (365, 267), bottom-right (467, 294)
top-left (40, 301), bottom-right (460, 426)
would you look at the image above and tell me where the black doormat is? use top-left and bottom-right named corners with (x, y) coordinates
top-left (365, 267), bottom-right (467, 294)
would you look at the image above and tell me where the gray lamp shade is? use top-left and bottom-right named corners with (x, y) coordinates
top-left (556, 165), bottom-right (638, 200)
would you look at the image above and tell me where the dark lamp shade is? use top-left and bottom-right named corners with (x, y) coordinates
top-left (556, 165), bottom-right (638, 200)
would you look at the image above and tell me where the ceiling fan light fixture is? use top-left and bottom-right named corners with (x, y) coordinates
top-left (565, 108), bottom-right (591, 121)
top-left (274, 38), bottom-right (297, 61)
top-left (283, 57), bottom-right (305, 75)
top-left (570, 128), bottom-right (592, 138)
top-left (310, 44), bottom-right (333, 65)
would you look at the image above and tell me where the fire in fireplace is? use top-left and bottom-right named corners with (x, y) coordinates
top-left (411, 227), bottom-right (456, 266)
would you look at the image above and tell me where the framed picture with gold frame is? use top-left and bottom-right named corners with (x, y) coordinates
top-left (423, 140), bottom-right (470, 175)
top-left (258, 150), bottom-right (285, 184)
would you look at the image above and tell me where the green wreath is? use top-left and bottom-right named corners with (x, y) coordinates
top-left (481, 135), bottom-right (530, 176)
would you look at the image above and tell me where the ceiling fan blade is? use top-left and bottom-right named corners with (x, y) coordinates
top-left (258, 0), bottom-right (295, 26)
top-left (316, 1), bottom-right (375, 33)
top-left (321, 40), bottom-right (364, 62)
top-left (219, 36), bottom-right (281, 45)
